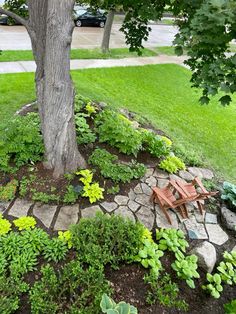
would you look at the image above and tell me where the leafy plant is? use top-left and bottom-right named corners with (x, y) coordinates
top-left (173, 143), bottom-right (203, 167)
top-left (63, 184), bottom-right (80, 204)
top-left (30, 261), bottom-right (111, 314)
top-left (43, 238), bottom-right (68, 262)
top-left (156, 228), bottom-right (189, 254)
top-left (86, 102), bottom-right (97, 116)
top-left (31, 190), bottom-right (60, 203)
top-left (134, 230), bottom-right (164, 277)
top-left (0, 113), bottom-right (44, 172)
top-left (78, 169), bottom-right (104, 203)
top-left (13, 216), bottom-right (36, 231)
top-left (95, 109), bottom-right (143, 156)
top-left (221, 182), bottom-right (236, 210)
top-left (107, 185), bottom-right (120, 195)
top-left (75, 113), bottom-right (96, 145)
top-left (0, 214), bottom-right (12, 235)
top-left (224, 299), bottom-right (236, 314)
top-left (202, 273), bottom-right (223, 299)
top-left (19, 175), bottom-right (36, 197)
top-left (159, 155), bottom-right (186, 173)
top-left (89, 148), bottom-right (146, 183)
top-left (144, 273), bottom-right (188, 311)
top-left (100, 293), bottom-right (138, 314)
top-left (141, 129), bottom-right (172, 158)
top-left (0, 179), bottom-right (18, 201)
top-left (172, 251), bottom-right (199, 288)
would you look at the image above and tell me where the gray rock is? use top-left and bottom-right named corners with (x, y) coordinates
top-left (133, 184), bottom-right (143, 194)
top-left (153, 169), bottom-right (169, 179)
top-left (232, 245), bottom-right (236, 252)
top-left (114, 206), bottom-right (135, 222)
top-left (98, 101), bottom-right (107, 109)
top-left (178, 170), bottom-right (194, 181)
top-left (114, 195), bottom-right (129, 206)
top-left (81, 206), bottom-right (102, 218)
top-left (8, 199), bottom-right (32, 218)
top-left (0, 201), bottom-right (10, 214)
top-left (194, 209), bottom-right (206, 223)
top-left (206, 224), bottom-right (229, 246)
top-left (145, 176), bottom-right (157, 187)
top-left (128, 200), bottom-right (140, 213)
top-left (135, 194), bottom-right (152, 207)
top-left (190, 241), bottom-right (216, 273)
top-left (131, 121), bottom-right (140, 129)
top-left (54, 205), bottom-right (79, 230)
top-left (141, 183), bottom-right (152, 195)
top-left (156, 206), bottom-right (179, 229)
top-left (188, 167), bottom-right (203, 179)
top-left (205, 213), bottom-right (218, 224)
top-left (33, 203), bottom-right (58, 228)
top-left (136, 206), bottom-right (155, 230)
top-left (157, 179), bottom-right (169, 189)
top-left (184, 217), bottom-right (208, 240)
top-left (221, 207), bottom-right (236, 231)
top-left (169, 174), bottom-right (187, 184)
top-left (144, 168), bottom-right (154, 178)
top-left (128, 189), bottom-right (136, 201)
top-left (100, 202), bottom-right (118, 212)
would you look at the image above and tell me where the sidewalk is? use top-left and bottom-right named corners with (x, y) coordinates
top-left (0, 55), bottom-right (187, 74)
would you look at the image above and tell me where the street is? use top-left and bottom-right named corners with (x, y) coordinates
top-left (0, 23), bottom-right (178, 50)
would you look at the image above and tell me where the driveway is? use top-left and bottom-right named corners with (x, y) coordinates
top-left (0, 23), bottom-right (178, 50)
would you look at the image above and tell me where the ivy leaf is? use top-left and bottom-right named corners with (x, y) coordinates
top-left (199, 96), bottom-right (210, 105)
top-left (219, 95), bottom-right (231, 106)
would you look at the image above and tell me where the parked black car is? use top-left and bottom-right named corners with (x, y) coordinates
top-left (74, 8), bottom-right (107, 28)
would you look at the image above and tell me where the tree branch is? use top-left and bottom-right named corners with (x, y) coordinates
top-left (0, 6), bottom-right (28, 27)
top-left (0, 6), bottom-right (36, 41)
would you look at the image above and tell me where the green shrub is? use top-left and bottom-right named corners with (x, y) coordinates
top-left (70, 212), bottom-right (144, 268)
top-left (75, 113), bottom-right (96, 145)
top-left (30, 261), bottom-right (111, 314)
top-left (100, 293), bottom-right (138, 314)
top-left (95, 109), bottom-right (143, 155)
top-left (221, 182), bottom-right (236, 210)
top-left (0, 179), bottom-right (18, 201)
top-left (43, 238), bottom-right (68, 262)
top-left (0, 113), bottom-right (44, 172)
top-left (173, 143), bottom-right (203, 167)
top-left (89, 148), bottom-right (146, 183)
top-left (63, 184), bottom-right (80, 204)
top-left (144, 273), bottom-right (188, 311)
top-left (141, 129), bottom-right (172, 158)
top-left (159, 155), bottom-right (185, 173)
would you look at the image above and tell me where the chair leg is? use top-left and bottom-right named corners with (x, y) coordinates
top-left (162, 207), bottom-right (172, 225)
top-left (183, 204), bottom-right (189, 218)
top-left (197, 201), bottom-right (204, 215)
top-left (178, 206), bottom-right (186, 219)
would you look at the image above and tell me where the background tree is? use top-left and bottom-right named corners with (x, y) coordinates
top-left (0, 0), bottom-right (235, 178)
top-left (3, 0), bottom-right (27, 24)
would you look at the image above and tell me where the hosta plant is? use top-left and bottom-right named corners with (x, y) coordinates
top-left (202, 273), bottom-right (223, 299)
top-left (78, 169), bottom-right (104, 203)
top-left (156, 228), bottom-right (189, 254)
top-left (159, 155), bottom-right (185, 174)
top-left (58, 231), bottom-right (73, 249)
top-left (172, 251), bottom-right (199, 288)
top-left (100, 293), bottom-right (138, 314)
top-left (13, 216), bottom-right (37, 231)
top-left (141, 129), bottom-right (172, 158)
top-left (221, 182), bottom-right (236, 210)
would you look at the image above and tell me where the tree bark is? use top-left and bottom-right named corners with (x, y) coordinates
top-left (101, 9), bottom-right (115, 54)
top-left (1, 0), bottom-right (87, 178)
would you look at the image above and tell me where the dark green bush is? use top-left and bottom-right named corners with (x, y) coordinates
top-left (89, 148), bottom-right (146, 183)
top-left (70, 212), bottom-right (144, 268)
top-left (0, 113), bottom-right (44, 172)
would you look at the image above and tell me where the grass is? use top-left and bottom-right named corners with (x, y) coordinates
top-left (0, 47), bottom-right (156, 62)
top-left (0, 64), bottom-right (235, 182)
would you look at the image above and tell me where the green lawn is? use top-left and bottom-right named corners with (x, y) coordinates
top-left (0, 64), bottom-right (235, 182)
top-left (0, 47), bottom-right (156, 62)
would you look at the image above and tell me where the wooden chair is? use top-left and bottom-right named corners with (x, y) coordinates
top-left (175, 177), bottom-right (219, 215)
top-left (151, 180), bottom-right (196, 225)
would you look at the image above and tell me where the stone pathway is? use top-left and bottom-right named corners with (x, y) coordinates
top-left (1, 166), bottom-right (231, 250)
top-left (0, 55), bottom-right (187, 74)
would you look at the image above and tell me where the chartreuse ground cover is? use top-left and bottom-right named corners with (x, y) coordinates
top-left (0, 64), bottom-right (235, 182)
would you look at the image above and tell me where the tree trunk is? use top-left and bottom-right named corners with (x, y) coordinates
top-left (101, 9), bottom-right (115, 54)
top-left (27, 0), bottom-right (87, 178)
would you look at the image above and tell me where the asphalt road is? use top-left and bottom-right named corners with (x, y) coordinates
top-left (0, 23), bottom-right (178, 50)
